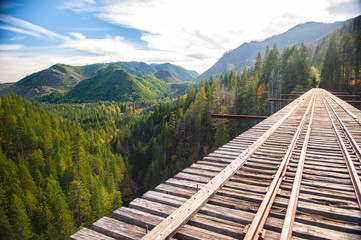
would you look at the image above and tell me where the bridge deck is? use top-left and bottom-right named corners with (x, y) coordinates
top-left (71, 89), bottom-right (361, 240)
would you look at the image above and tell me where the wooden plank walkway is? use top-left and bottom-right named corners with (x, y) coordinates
top-left (71, 89), bottom-right (361, 240)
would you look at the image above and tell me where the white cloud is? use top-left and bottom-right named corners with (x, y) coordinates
top-left (10, 36), bottom-right (26, 41)
top-left (70, 32), bottom-right (86, 39)
top-left (0, 14), bottom-right (70, 40)
top-left (59, 0), bottom-right (98, 12)
top-left (63, 34), bottom-right (205, 68)
top-left (83, 0), bottom-right (96, 4)
top-left (327, 0), bottom-right (361, 17)
top-left (0, 52), bottom-right (47, 83)
top-left (94, 0), bottom-right (359, 73)
top-left (0, 25), bottom-right (42, 38)
top-left (1, 0), bottom-right (360, 83)
top-left (0, 44), bottom-right (24, 50)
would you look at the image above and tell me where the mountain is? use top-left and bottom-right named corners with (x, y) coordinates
top-left (197, 20), bottom-right (347, 81)
top-left (0, 83), bottom-right (13, 92)
top-left (152, 63), bottom-right (199, 81)
top-left (75, 61), bottom-right (199, 82)
top-left (0, 62), bottom-right (199, 100)
top-left (64, 64), bottom-right (171, 102)
top-left (0, 64), bottom-right (83, 99)
top-left (154, 70), bottom-right (181, 83)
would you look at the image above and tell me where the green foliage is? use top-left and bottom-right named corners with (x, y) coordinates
top-left (317, 16), bottom-right (361, 91)
top-left (281, 43), bottom-right (311, 93)
top-left (0, 64), bottom-right (83, 100)
top-left (0, 62), bottom-right (199, 101)
top-left (320, 34), bottom-right (342, 90)
top-left (64, 65), bottom-right (169, 102)
top-left (62, 65), bottom-right (195, 103)
top-left (0, 94), bottom-right (130, 239)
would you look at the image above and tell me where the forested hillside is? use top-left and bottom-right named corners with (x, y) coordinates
top-left (0, 16), bottom-right (360, 240)
top-left (0, 95), bottom-right (132, 239)
top-left (64, 65), bottom-right (171, 102)
top-left (0, 62), bottom-right (198, 100)
top-left (318, 17), bottom-right (361, 91)
top-left (198, 20), bottom-right (346, 81)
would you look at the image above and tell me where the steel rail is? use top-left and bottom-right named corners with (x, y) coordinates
top-left (140, 90), bottom-right (314, 240)
top-left (243, 92), bottom-right (316, 240)
top-left (325, 90), bottom-right (361, 126)
top-left (321, 93), bottom-right (361, 210)
top-left (279, 90), bottom-right (316, 240)
top-left (324, 92), bottom-right (361, 163)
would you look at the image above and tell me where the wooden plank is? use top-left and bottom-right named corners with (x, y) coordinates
top-left (70, 228), bottom-right (115, 240)
top-left (93, 217), bottom-right (145, 240)
top-left (127, 198), bottom-right (239, 239)
top-left (212, 114), bottom-right (267, 120)
top-left (155, 181), bottom-right (361, 235)
top-left (269, 98), bottom-right (294, 102)
top-left (335, 95), bottom-right (360, 98)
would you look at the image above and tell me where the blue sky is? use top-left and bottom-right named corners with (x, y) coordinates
top-left (0, 0), bottom-right (360, 83)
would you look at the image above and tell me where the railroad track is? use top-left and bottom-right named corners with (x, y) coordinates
top-left (71, 88), bottom-right (361, 240)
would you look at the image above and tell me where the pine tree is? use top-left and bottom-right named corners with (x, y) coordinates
top-left (0, 182), bottom-right (11, 239)
top-left (68, 180), bottom-right (91, 226)
top-left (320, 34), bottom-right (342, 90)
top-left (214, 106), bottom-right (228, 148)
top-left (8, 193), bottom-right (33, 239)
top-left (45, 177), bottom-right (75, 240)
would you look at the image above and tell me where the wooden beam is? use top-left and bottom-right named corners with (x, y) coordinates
top-left (281, 94), bottom-right (300, 97)
top-left (305, 88), bottom-right (350, 94)
top-left (269, 99), bottom-right (294, 102)
top-left (346, 100), bottom-right (361, 104)
top-left (212, 114), bottom-right (267, 120)
top-left (290, 93), bottom-right (358, 98)
top-left (335, 95), bottom-right (360, 98)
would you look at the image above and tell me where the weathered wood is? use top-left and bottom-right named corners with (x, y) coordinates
top-left (155, 181), bottom-right (361, 235)
top-left (212, 114), bottom-right (267, 120)
top-left (335, 95), bottom-right (360, 98)
top-left (70, 228), bottom-right (115, 240)
top-left (281, 94), bottom-right (300, 97)
top-left (93, 217), bottom-right (145, 240)
top-left (269, 98), bottom-right (294, 102)
top-left (138, 188), bottom-right (361, 239)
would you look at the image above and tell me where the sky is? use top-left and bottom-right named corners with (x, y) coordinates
top-left (0, 0), bottom-right (360, 83)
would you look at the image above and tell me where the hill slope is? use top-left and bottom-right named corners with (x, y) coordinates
top-left (0, 62), bottom-right (198, 100)
top-left (64, 65), bottom-right (171, 102)
top-left (154, 70), bottom-right (182, 83)
top-left (198, 20), bottom-right (347, 80)
top-left (76, 61), bottom-right (199, 82)
top-left (0, 64), bottom-right (83, 99)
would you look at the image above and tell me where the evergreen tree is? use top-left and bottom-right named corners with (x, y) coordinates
top-left (0, 182), bottom-right (11, 239)
top-left (8, 193), bottom-right (33, 240)
top-left (320, 34), bottom-right (342, 90)
top-left (68, 180), bottom-right (91, 226)
top-left (214, 106), bottom-right (229, 148)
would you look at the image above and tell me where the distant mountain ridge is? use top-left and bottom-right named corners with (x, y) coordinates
top-left (154, 70), bottom-right (182, 83)
top-left (1, 64), bottom-right (83, 99)
top-left (197, 20), bottom-right (348, 81)
top-left (64, 64), bottom-right (171, 102)
top-left (0, 62), bottom-right (199, 99)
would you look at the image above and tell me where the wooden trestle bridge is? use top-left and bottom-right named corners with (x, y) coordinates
top-left (71, 88), bottom-right (361, 240)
